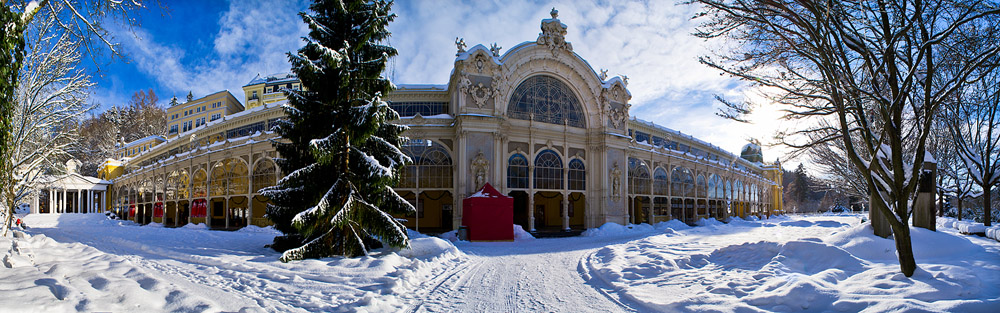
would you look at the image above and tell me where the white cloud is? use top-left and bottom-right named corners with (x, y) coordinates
top-left (119, 0), bottom-right (309, 102)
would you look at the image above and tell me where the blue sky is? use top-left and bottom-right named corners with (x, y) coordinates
top-left (88, 0), bottom-right (793, 164)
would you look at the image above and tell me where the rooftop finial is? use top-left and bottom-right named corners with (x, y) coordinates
top-left (550, 7), bottom-right (558, 19)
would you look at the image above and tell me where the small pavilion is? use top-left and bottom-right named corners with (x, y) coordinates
top-left (30, 160), bottom-right (111, 214)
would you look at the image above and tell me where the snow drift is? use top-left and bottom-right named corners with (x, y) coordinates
top-left (585, 214), bottom-right (1000, 312)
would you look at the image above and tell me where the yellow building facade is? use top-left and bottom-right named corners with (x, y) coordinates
top-left (242, 73), bottom-right (303, 110)
top-left (166, 91), bottom-right (244, 139)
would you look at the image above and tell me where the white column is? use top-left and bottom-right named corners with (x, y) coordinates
top-left (61, 189), bottom-right (66, 213)
top-left (76, 190), bottom-right (81, 213)
top-left (562, 192), bottom-right (569, 231)
top-left (48, 189), bottom-right (53, 214)
top-left (32, 190), bottom-right (39, 214)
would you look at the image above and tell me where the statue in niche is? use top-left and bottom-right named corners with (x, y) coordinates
top-left (610, 162), bottom-right (622, 200)
top-left (471, 152), bottom-right (490, 190)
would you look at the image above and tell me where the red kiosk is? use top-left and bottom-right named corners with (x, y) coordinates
top-left (461, 183), bottom-right (514, 242)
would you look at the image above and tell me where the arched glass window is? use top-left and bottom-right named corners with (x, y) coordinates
top-left (671, 167), bottom-right (682, 197)
top-left (507, 75), bottom-right (586, 128)
top-left (400, 140), bottom-right (453, 189)
top-left (418, 144), bottom-right (452, 189)
top-left (706, 175), bottom-right (716, 199)
top-left (726, 180), bottom-right (733, 200)
top-left (508, 154), bottom-right (529, 189)
top-left (534, 150), bottom-right (563, 189)
top-left (653, 168), bottom-right (669, 196)
top-left (714, 176), bottom-right (724, 199)
top-left (697, 175), bottom-right (707, 198)
top-left (628, 158), bottom-right (650, 195)
top-left (568, 159), bottom-right (586, 190)
top-left (253, 159), bottom-right (277, 193)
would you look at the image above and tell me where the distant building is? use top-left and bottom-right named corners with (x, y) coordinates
top-left (166, 91), bottom-right (243, 139)
top-left (114, 135), bottom-right (167, 160)
top-left (242, 72), bottom-right (303, 110)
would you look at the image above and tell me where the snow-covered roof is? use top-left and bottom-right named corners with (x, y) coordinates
top-left (244, 72), bottom-right (297, 87)
top-left (120, 135), bottom-right (167, 149)
top-left (245, 73), bottom-right (266, 86)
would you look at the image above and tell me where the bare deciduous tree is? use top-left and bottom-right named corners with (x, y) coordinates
top-left (692, 0), bottom-right (1000, 276)
top-left (1, 0), bottom-right (144, 235)
top-left (943, 71), bottom-right (1000, 226)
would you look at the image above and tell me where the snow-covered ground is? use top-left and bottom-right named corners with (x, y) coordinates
top-left (584, 214), bottom-right (1000, 312)
top-left (2, 213), bottom-right (998, 312)
top-left (1, 214), bottom-right (462, 312)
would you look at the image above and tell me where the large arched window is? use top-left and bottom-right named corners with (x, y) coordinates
top-left (628, 158), bottom-right (650, 195)
top-left (508, 154), bottom-right (529, 189)
top-left (653, 168), bottom-right (669, 196)
top-left (252, 159), bottom-right (277, 193)
top-left (671, 166), bottom-right (694, 197)
top-left (534, 150), bottom-right (563, 189)
top-left (400, 140), bottom-right (453, 189)
top-left (568, 159), bottom-right (586, 190)
top-left (507, 75), bottom-right (586, 128)
top-left (418, 143), bottom-right (453, 189)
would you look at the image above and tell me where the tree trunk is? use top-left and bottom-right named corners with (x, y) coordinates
top-left (891, 223), bottom-right (917, 277)
top-left (984, 185), bottom-right (992, 227)
top-left (938, 190), bottom-right (944, 217)
top-left (958, 196), bottom-right (963, 221)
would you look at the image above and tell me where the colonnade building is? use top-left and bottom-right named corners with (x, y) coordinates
top-left (104, 10), bottom-right (782, 232)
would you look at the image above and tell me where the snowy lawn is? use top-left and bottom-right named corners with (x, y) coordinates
top-left (3, 213), bottom-right (998, 312)
top-left (585, 214), bottom-right (1000, 312)
top-left (1, 214), bottom-right (463, 312)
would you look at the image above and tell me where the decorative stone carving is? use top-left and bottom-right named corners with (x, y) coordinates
top-left (609, 106), bottom-right (627, 129)
top-left (536, 8), bottom-right (573, 55)
top-left (474, 54), bottom-right (487, 73)
top-left (471, 152), bottom-right (490, 190)
top-left (490, 43), bottom-right (502, 58)
top-left (599, 69), bottom-right (608, 81)
top-left (455, 37), bottom-right (467, 55)
top-left (466, 80), bottom-right (498, 109)
top-left (610, 162), bottom-right (622, 200)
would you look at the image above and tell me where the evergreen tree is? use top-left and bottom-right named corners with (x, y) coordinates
top-left (262, 0), bottom-right (412, 261)
top-left (791, 163), bottom-right (812, 206)
top-left (186, 91), bottom-right (193, 102)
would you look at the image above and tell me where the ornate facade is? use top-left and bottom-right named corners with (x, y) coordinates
top-left (106, 10), bottom-right (781, 232)
top-left (388, 9), bottom-right (781, 233)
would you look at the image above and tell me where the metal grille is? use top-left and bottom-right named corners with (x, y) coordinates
top-left (534, 150), bottom-right (563, 189)
top-left (508, 76), bottom-right (585, 128)
top-left (507, 154), bottom-right (529, 189)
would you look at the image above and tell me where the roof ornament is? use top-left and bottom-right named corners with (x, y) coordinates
top-left (537, 7), bottom-right (572, 55)
top-left (599, 69), bottom-right (608, 81)
top-left (490, 42), bottom-right (502, 57)
top-left (455, 37), bottom-right (467, 55)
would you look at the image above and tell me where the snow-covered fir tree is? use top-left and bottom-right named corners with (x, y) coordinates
top-left (262, 0), bottom-right (413, 261)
